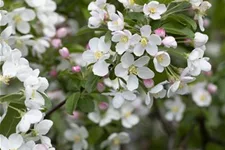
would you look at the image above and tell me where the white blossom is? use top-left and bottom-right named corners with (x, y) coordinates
top-left (133, 25), bottom-right (161, 56)
top-left (164, 96), bottom-right (186, 122)
top-left (153, 51), bottom-right (171, 73)
top-left (101, 132), bottom-right (130, 150)
top-left (143, 1), bottom-right (167, 20)
top-left (0, 134), bottom-right (24, 150)
top-left (82, 36), bottom-right (111, 76)
top-left (64, 124), bottom-right (89, 150)
top-left (115, 52), bottom-right (154, 91)
top-left (194, 32), bottom-right (208, 50)
top-left (108, 11), bottom-right (124, 31)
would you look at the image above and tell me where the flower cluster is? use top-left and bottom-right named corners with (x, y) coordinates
top-left (0, 0), bottom-right (62, 149)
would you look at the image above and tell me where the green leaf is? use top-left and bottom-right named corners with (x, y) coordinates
top-left (38, 92), bottom-right (52, 111)
top-left (156, 0), bottom-right (174, 4)
top-left (75, 26), bottom-right (107, 37)
top-left (0, 92), bottom-right (25, 104)
top-left (0, 103), bottom-right (25, 136)
top-left (88, 126), bottom-right (104, 144)
top-left (65, 92), bottom-right (80, 115)
top-left (105, 31), bottom-right (112, 43)
top-left (78, 96), bottom-right (94, 113)
top-left (162, 22), bottom-right (195, 38)
top-left (135, 0), bottom-right (149, 5)
top-left (125, 12), bottom-right (145, 22)
top-left (167, 14), bottom-right (197, 30)
top-left (85, 72), bottom-right (100, 93)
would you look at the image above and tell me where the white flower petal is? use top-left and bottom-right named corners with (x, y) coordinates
top-left (137, 67), bottom-right (155, 79)
top-left (127, 75), bottom-right (138, 91)
top-left (93, 60), bottom-right (109, 76)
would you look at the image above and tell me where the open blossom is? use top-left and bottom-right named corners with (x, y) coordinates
top-left (104, 90), bottom-right (136, 108)
top-left (167, 73), bottom-right (196, 98)
top-left (64, 124), bottom-right (89, 150)
top-left (0, 134), bottom-right (24, 150)
top-left (88, 0), bottom-right (107, 11)
top-left (191, 83), bottom-right (212, 107)
top-left (112, 30), bottom-right (139, 55)
top-left (88, 103), bottom-right (120, 126)
top-left (134, 25), bottom-right (161, 56)
top-left (82, 36), bottom-right (111, 76)
top-left (187, 48), bottom-right (211, 76)
top-left (145, 81), bottom-right (167, 107)
top-left (162, 36), bottom-right (177, 48)
top-left (165, 96), bottom-right (186, 121)
top-left (153, 51), bottom-right (171, 73)
top-left (118, 0), bottom-right (142, 12)
top-left (143, 1), bottom-right (167, 20)
top-left (0, 0), bottom-right (4, 7)
top-left (101, 132), bottom-right (130, 150)
top-left (193, 1), bottom-right (212, 31)
top-left (31, 38), bottom-right (50, 54)
top-left (107, 11), bottom-right (124, 31)
top-left (120, 103), bottom-right (139, 128)
top-left (16, 109), bottom-right (43, 133)
top-left (7, 7), bottom-right (36, 34)
top-left (115, 52), bottom-right (154, 91)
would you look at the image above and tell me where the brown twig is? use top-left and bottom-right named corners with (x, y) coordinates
top-left (45, 100), bottom-right (66, 118)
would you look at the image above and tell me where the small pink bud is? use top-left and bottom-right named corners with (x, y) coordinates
top-left (59, 47), bottom-right (70, 58)
top-left (97, 82), bottom-right (105, 92)
top-left (73, 111), bottom-right (80, 119)
top-left (86, 44), bottom-right (90, 50)
top-left (204, 71), bottom-right (213, 77)
top-left (204, 18), bottom-right (210, 28)
top-left (98, 102), bottom-right (109, 110)
top-left (207, 83), bottom-right (217, 94)
top-left (154, 28), bottom-right (166, 38)
top-left (51, 38), bottom-right (62, 48)
top-left (72, 66), bottom-right (81, 73)
top-left (49, 69), bottom-right (57, 77)
top-left (56, 27), bottom-right (68, 38)
top-left (33, 144), bottom-right (48, 150)
top-left (184, 38), bottom-right (192, 46)
top-left (143, 79), bottom-right (154, 88)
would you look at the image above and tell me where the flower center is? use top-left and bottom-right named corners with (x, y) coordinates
top-left (13, 15), bottom-right (22, 23)
top-left (94, 51), bottom-right (103, 59)
top-left (200, 94), bottom-right (206, 101)
top-left (141, 37), bottom-right (148, 46)
top-left (156, 54), bottom-right (164, 63)
top-left (0, 75), bottom-right (11, 85)
top-left (121, 36), bottom-right (129, 43)
top-left (124, 111), bottom-right (131, 118)
top-left (149, 7), bottom-right (156, 14)
top-left (171, 106), bottom-right (179, 113)
top-left (113, 138), bottom-right (120, 145)
top-left (74, 135), bottom-right (81, 143)
top-left (129, 0), bottom-right (135, 5)
top-left (128, 65), bottom-right (138, 75)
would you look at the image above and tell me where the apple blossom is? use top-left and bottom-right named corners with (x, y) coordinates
top-left (107, 11), bottom-right (125, 31)
top-left (82, 36), bottom-right (111, 76)
top-left (118, 0), bottom-right (143, 12)
top-left (120, 103), bottom-right (139, 128)
top-left (164, 96), bottom-right (186, 122)
top-left (64, 124), bottom-right (89, 150)
top-left (133, 25), bottom-right (161, 56)
top-left (194, 32), bottom-right (208, 50)
top-left (115, 52), bottom-right (154, 91)
top-left (0, 134), bottom-right (24, 150)
top-left (101, 132), bottom-right (130, 150)
top-left (143, 1), bottom-right (167, 20)
top-left (153, 51), bottom-right (171, 73)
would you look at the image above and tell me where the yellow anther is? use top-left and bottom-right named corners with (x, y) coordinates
top-left (141, 37), bottom-right (148, 46)
top-left (128, 65), bottom-right (138, 75)
top-left (94, 51), bottom-right (103, 59)
top-left (74, 135), bottom-right (81, 143)
top-left (113, 138), bottom-right (120, 145)
top-left (149, 7), bottom-right (156, 14)
top-left (121, 36), bottom-right (129, 43)
top-left (171, 106), bottom-right (179, 113)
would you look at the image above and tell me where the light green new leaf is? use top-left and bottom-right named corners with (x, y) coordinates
top-left (65, 92), bottom-right (80, 115)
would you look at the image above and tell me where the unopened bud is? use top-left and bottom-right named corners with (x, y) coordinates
top-left (51, 38), bottom-right (62, 48)
top-left (59, 47), bottom-right (70, 58)
top-left (72, 66), bottom-right (81, 73)
top-left (143, 79), bottom-right (154, 88)
top-left (162, 36), bottom-right (177, 48)
top-left (207, 83), bottom-right (217, 94)
top-left (154, 28), bottom-right (166, 38)
top-left (57, 27), bottom-right (68, 38)
top-left (98, 102), bottom-right (109, 110)
top-left (97, 82), bottom-right (105, 92)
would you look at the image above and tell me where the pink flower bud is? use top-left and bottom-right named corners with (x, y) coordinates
top-left (73, 111), bottom-right (80, 119)
top-left (204, 18), bottom-right (210, 28)
top-left (143, 79), bottom-right (154, 88)
top-left (98, 102), bottom-right (109, 110)
top-left (204, 71), bottom-right (213, 77)
top-left (56, 27), bottom-right (68, 38)
top-left (86, 44), bottom-right (90, 50)
top-left (49, 69), bottom-right (57, 77)
top-left (72, 66), bottom-right (81, 73)
top-left (162, 36), bottom-right (177, 48)
top-left (207, 83), bottom-right (217, 94)
top-left (51, 38), bottom-right (62, 48)
top-left (97, 82), bottom-right (105, 92)
top-left (59, 47), bottom-right (70, 58)
top-left (154, 28), bottom-right (166, 38)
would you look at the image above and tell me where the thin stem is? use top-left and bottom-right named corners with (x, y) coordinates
top-left (8, 105), bottom-right (22, 113)
top-left (45, 99), bottom-right (66, 118)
